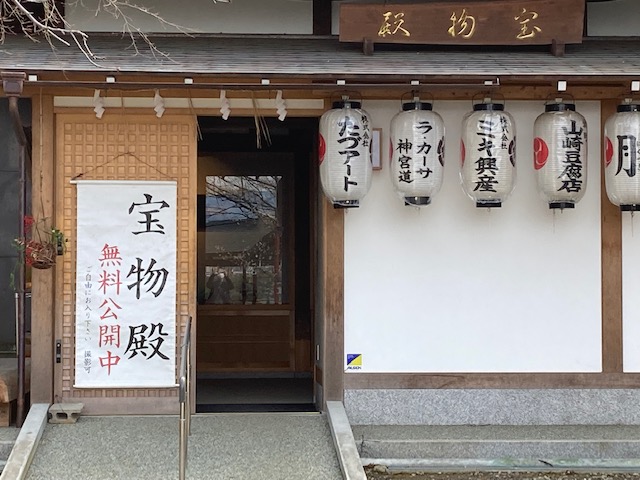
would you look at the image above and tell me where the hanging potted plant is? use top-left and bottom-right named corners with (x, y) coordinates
top-left (13, 215), bottom-right (66, 270)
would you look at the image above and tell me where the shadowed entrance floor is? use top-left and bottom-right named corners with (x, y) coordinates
top-left (196, 376), bottom-right (315, 413)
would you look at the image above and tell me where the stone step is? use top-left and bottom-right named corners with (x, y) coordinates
top-left (0, 441), bottom-right (14, 461)
top-left (353, 425), bottom-right (640, 463)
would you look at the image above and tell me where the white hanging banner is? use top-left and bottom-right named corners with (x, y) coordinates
top-left (74, 180), bottom-right (177, 388)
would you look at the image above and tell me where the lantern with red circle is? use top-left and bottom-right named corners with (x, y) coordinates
top-left (460, 99), bottom-right (516, 208)
top-left (533, 100), bottom-right (587, 209)
top-left (319, 99), bottom-right (372, 208)
top-left (390, 99), bottom-right (445, 206)
top-left (604, 101), bottom-right (640, 211)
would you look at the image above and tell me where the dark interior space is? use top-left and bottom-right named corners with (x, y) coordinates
top-left (195, 115), bottom-right (317, 413)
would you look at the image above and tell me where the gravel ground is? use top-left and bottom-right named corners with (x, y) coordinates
top-left (25, 415), bottom-right (342, 480)
top-left (365, 467), bottom-right (640, 480)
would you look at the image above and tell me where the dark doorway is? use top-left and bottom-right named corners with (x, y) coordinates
top-left (0, 98), bottom-right (31, 354)
top-left (195, 116), bottom-right (317, 412)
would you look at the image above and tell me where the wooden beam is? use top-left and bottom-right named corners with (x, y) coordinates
top-left (601, 99), bottom-right (623, 373)
top-left (345, 372), bottom-right (640, 389)
top-left (321, 196), bottom-right (344, 405)
top-left (551, 39), bottom-right (565, 57)
top-left (30, 94), bottom-right (55, 404)
top-left (313, 0), bottom-right (332, 36)
top-left (23, 84), bottom-right (637, 103)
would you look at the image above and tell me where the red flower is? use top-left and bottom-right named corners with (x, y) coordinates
top-left (23, 215), bottom-right (35, 234)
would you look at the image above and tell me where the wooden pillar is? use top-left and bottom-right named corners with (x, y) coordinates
top-left (30, 94), bottom-right (55, 403)
top-left (320, 196), bottom-right (344, 405)
top-left (313, 0), bottom-right (332, 36)
top-left (601, 99), bottom-right (623, 373)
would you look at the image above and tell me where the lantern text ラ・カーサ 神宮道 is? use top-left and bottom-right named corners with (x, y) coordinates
top-left (390, 99), bottom-right (445, 206)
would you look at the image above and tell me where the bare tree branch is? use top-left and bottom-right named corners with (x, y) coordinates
top-left (4, 0), bottom-right (101, 63)
top-left (0, 0), bottom-right (226, 65)
top-left (73, 0), bottom-right (196, 60)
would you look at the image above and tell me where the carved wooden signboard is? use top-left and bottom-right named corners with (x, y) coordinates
top-left (339, 0), bottom-right (585, 50)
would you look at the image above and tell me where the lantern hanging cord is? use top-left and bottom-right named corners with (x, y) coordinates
top-left (544, 92), bottom-right (576, 105)
top-left (471, 91), bottom-right (499, 106)
top-left (329, 90), bottom-right (363, 105)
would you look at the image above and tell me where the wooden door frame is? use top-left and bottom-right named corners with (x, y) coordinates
top-left (318, 197), bottom-right (344, 406)
top-left (195, 153), bottom-right (297, 372)
top-left (194, 116), bottom-right (321, 385)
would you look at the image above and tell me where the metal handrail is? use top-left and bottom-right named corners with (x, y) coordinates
top-left (178, 316), bottom-right (192, 480)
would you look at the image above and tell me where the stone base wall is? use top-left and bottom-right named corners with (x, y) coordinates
top-left (345, 389), bottom-right (640, 425)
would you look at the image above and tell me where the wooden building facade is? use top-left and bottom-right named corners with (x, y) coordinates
top-left (1, 0), bottom-right (640, 422)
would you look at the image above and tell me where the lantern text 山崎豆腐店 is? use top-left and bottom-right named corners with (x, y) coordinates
top-left (534, 99), bottom-right (588, 209)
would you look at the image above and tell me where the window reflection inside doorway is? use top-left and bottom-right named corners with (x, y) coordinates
top-left (204, 175), bottom-right (286, 305)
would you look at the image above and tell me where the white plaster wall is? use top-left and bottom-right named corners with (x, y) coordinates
top-left (622, 215), bottom-right (640, 371)
top-left (65, 0), bottom-right (637, 36)
top-left (65, 0), bottom-right (312, 34)
top-left (344, 100), bottom-right (602, 373)
top-left (587, 0), bottom-right (640, 36)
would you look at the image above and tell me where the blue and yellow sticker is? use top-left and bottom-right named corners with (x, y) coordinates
top-left (346, 354), bottom-right (362, 370)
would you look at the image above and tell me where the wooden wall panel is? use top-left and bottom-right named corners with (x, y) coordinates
top-left (55, 114), bottom-right (196, 409)
top-left (196, 312), bottom-right (292, 371)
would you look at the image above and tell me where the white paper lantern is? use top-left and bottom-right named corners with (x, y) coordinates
top-left (319, 100), bottom-right (372, 208)
top-left (604, 102), bottom-right (640, 211)
top-left (390, 101), bottom-right (445, 206)
top-left (460, 101), bottom-right (516, 208)
top-left (534, 101), bottom-right (588, 209)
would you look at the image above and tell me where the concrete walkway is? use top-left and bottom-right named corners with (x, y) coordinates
top-left (16, 405), bottom-right (640, 479)
top-left (25, 413), bottom-right (344, 480)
